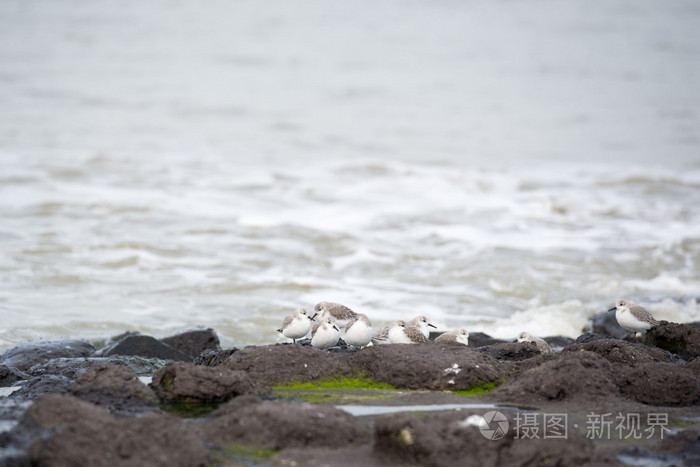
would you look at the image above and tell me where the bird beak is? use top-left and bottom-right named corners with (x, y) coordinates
top-left (428, 323), bottom-right (437, 328)
top-left (310, 313), bottom-right (317, 321)
top-left (607, 307), bottom-right (616, 312)
top-left (333, 325), bottom-right (339, 332)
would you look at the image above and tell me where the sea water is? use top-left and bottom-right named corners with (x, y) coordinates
top-left (1, 0), bottom-right (699, 351)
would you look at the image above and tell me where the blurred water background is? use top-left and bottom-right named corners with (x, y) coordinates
top-left (1, 0), bottom-right (700, 351)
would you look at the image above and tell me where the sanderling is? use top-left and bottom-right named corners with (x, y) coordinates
top-left (435, 329), bottom-right (470, 346)
top-left (314, 301), bottom-right (358, 330)
top-left (344, 313), bottom-right (373, 347)
top-left (277, 308), bottom-right (314, 343)
top-left (408, 315), bottom-right (437, 339)
top-left (609, 299), bottom-right (659, 333)
top-left (517, 331), bottom-right (553, 353)
top-left (311, 317), bottom-right (341, 349)
top-left (388, 320), bottom-right (429, 344)
top-left (371, 326), bottom-right (391, 345)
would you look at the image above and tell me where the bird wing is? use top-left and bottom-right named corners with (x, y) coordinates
top-left (404, 326), bottom-right (429, 343)
top-left (629, 305), bottom-right (658, 324)
top-left (329, 303), bottom-right (357, 320)
top-left (281, 315), bottom-right (293, 329)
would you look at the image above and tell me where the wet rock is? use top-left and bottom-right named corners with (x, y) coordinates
top-left (199, 394), bottom-right (371, 450)
top-left (26, 394), bottom-right (209, 467)
top-left (576, 332), bottom-right (615, 344)
top-left (478, 342), bottom-right (542, 361)
top-left (615, 363), bottom-right (700, 406)
top-left (543, 335), bottom-right (575, 349)
top-left (224, 344), bottom-right (350, 385)
top-left (350, 343), bottom-right (506, 391)
top-left (0, 340), bottom-right (96, 372)
top-left (373, 410), bottom-right (594, 467)
top-left (9, 375), bottom-right (72, 400)
top-left (193, 348), bottom-right (237, 367)
top-left (490, 352), bottom-right (619, 403)
top-left (584, 311), bottom-right (629, 339)
top-left (562, 339), bottom-right (676, 364)
top-left (151, 362), bottom-right (262, 403)
top-left (467, 332), bottom-right (509, 347)
top-left (645, 322), bottom-right (700, 361)
top-left (25, 356), bottom-right (167, 380)
top-left (69, 363), bottom-right (157, 414)
top-left (97, 335), bottom-right (192, 362)
top-left (0, 365), bottom-right (28, 387)
top-left (160, 328), bottom-right (220, 359)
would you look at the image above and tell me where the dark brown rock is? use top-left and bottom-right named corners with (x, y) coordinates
top-left (193, 348), bottom-right (237, 367)
top-left (199, 395), bottom-right (371, 450)
top-left (160, 328), bottom-right (220, 359)
top-left (615, 363), bottom-right (700, 406)
top-left (69, 363), bottom-right (157, 414)
top-left (151, 362), bottom-right (262, 403)
top-left (645, 322), bottom-right (700, 361)
top-left (98, 335), bottom-right (192, 362)
top-left (349, 343), bottom-right (506, 391)
top-left (373, 409), bottom-right (594, 467)
top-left (478, 342), bottom-right (542, 361)
top-left (490, 351), bottom-right (620, 403)
top-left (562, 339), bottom-right (676, 364)
top-left (0, 340), bottom-right (96, 372)
top-left (224, 344), bottom-right (351, 385)
top-left (27, 394), bottom-right (209, 467)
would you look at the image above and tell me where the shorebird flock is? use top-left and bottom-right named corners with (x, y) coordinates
top-left (277, 299), bottom-right (661, 350)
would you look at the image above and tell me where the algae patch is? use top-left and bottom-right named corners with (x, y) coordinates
top-left (271, 375), bottom-right (403, 404)
top-left (453, 378), bottom-right (504, 396)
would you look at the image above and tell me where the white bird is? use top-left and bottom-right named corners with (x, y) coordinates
top-left (388, 320), bottom-right (429, 344)
top-left (344, 313), bottom-right (373, 347)
top-left (277, 308), bottom-right (313, 343)
top-left (407, 315), bottom-right (437, 339)
top-left (517, 331), bottom-right (552, 353)
top-left (311, 317), bottom-right (341, 349)
top-left (314, 301), bottom-right (358, 330)
top-left (435, 329), bottom-right (470, 346)
top-left (609, 299), bottom-right (659, 333)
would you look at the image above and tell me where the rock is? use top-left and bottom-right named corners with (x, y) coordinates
top-left (26, 394), bottom-right (209, 467)
top-left (583, 311), bottom-right (629, 339)
top-left (25, 356), bottom-right (168, 380)
top-left (97, 335), bottom-right (192, 362)
top-left (562, 339), bottom-right (676, 364)
top-left (615, 363), bottom-right (700, 406)
top-left (0, 365), bottom-right (28, 387)
top-left (151, 362), bottom-right (262, 403)
top-left (645, 322), bottom-right (700, 361)
top-left (576, 332), bottom-right (615, 344)
top-left (490, 352), bottom-right (620, 403)
top-left (0, 340), bottom-right (96, 371)
top-left (477, 342), bottom-right (542, 361)
top-left (467, 332), bottom-right (509, 347)
top-left (198, 394), bottom-right (371, 450)
top-left (193, 348), bottom-right (237, 367)
top-left (349, 343), bottom-right (506, 391)
top-left (160, 328), bottom-right (220, 359)
top-left (69, 363), bottom-right (157, 414)
top-left (543, 335), bottom-right (576, 349)
top-left (9, 375), bottom-right (72, 400)
top-left (224, 344), bottom-right (350, 385)
top-left (373, 410), bottom-right (594, 467)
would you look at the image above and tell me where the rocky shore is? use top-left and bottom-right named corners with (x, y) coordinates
top-left (1, 318), bottom-right (699, 466)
